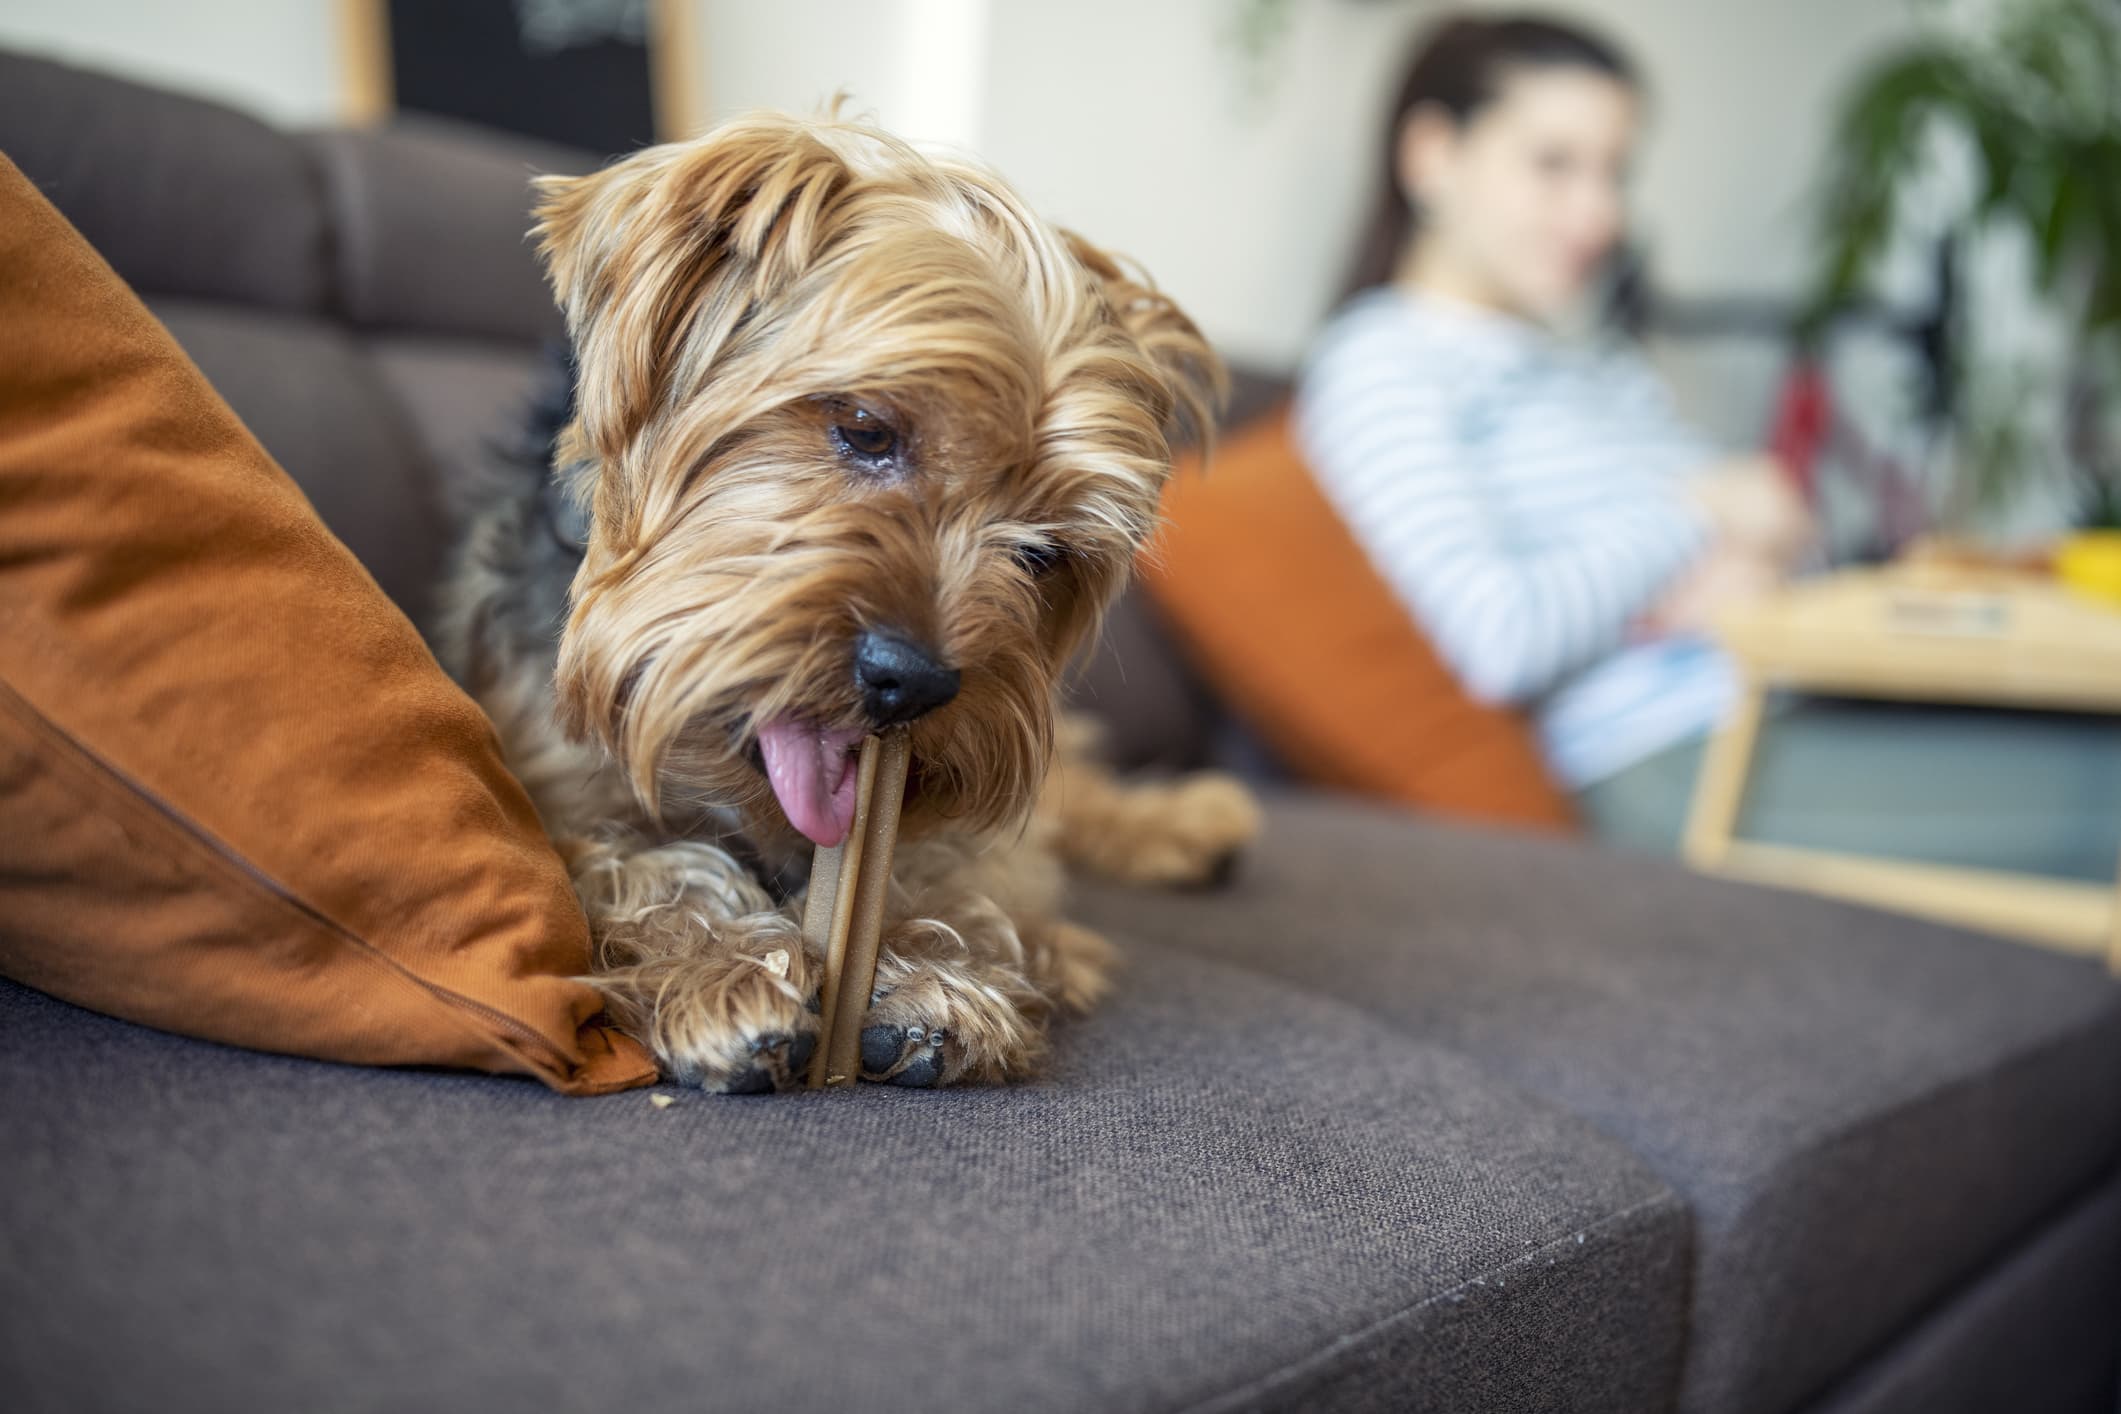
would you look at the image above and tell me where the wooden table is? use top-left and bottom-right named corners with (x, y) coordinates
top-left (1683, 565), bottom-right (2121, 969)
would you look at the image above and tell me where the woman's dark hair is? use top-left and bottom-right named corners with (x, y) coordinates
top-left (1340, 13), bottom-right (1637, 300)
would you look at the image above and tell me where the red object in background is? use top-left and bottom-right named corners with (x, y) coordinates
top-left (1768, 360), bottom-right (1831, 501)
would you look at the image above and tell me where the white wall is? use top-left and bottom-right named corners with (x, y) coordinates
top-left (670, 0), bottom-right (1408, 367)
top-left (973, 0), bottom-right (1913, 369)
top-left (0, 0), bottom-right (339, 127)
top-left (688, 0), bottom-right (986, 149)
top-left (977, 0), bottom-right (1424, 369)
top-left (0, 0), bottom-right (1922, 378)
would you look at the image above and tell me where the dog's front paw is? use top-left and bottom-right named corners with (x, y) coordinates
top-left (1121, 772), bottom-right (1264, 889)
top-left (593, 933), bottom-right (823, 1094)
top-left (857, 947), bottom-right (1048, 1088)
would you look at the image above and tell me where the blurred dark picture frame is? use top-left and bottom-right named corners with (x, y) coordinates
top-left (338, 0), bottom-right (702, 154)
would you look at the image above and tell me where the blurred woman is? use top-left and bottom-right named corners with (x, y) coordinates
top-left (1299, 14), bottom-right (2121, 880)
top-left (1297, 14), bottom-right (1813, 845)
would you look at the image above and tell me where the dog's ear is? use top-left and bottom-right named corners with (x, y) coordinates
top-left (531, 121), bottom-right (853, 460)
top-left (1058, 230), bottom-right (1228, 457)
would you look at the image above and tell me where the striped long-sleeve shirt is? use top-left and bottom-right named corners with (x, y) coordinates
top-left (1294, 288), bottom-right (1734, 787)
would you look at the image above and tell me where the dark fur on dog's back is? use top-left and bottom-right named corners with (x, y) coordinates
top-left (437, 342), bottom-right (657, 847)
top-left (442, 341), bottom-right (579, 665)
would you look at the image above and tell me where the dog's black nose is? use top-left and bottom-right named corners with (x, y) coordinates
top-left (853, 630), bottom-right (959, 727)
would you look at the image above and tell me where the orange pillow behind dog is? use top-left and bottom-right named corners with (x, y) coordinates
top-left (0, 156), bottom-right (654, 1094)
top-left (1143, 407), bottom-right (1576, 831)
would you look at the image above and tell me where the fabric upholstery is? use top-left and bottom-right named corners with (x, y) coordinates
top-left (0, 940), bottom-right (1691, 1414)
top-left (1071, 794), bottom-right (2121, 1414)
top-left (1809, 1165), bottom-right (2121, 1414)
top-left (7, 43), bottom-right (2121, 1412)
top-left (1220, 365), bottom-right (1290, 434)
top-left (0, 156), bottom-right (650, 1096)
top-left (0, 51), bottom-right (329, 313)
top-left (306, 120), bottom-right (586, 344)
top-left (150, 300), bottom-right (454, 629)
top-left (367, 337), bottom-right (550, 525)
top-left (1052, 370), bottom-right (1300, 775)
top-left (1143, 408), bottom-right (1577, 830)
top-left (1065, 590), bottom-right (1223, 772)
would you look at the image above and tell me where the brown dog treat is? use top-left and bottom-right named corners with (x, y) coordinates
top-left (803, 729), bottom-right (912, 1087)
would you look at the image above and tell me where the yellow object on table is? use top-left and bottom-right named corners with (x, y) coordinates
top-left (1683, 564), bottom-right (2121, 971)
top-left (2056, 530), bottom-right (2121, 607)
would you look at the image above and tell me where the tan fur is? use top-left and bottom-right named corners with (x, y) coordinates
top-left (448, 109), bottom-right (1256, 1091)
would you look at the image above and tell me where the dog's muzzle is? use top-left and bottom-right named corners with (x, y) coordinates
top-left (853, 630), bottom-right (959, 728)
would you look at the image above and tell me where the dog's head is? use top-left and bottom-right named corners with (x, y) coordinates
top-left (532, 111), bottom-right (1221, 849)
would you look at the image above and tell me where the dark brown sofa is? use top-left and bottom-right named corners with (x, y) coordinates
top-left (3, 52), bottom-right (2119, 1414)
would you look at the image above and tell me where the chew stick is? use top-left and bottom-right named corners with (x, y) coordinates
top-left (803, 728), bottom-right (911, 1088)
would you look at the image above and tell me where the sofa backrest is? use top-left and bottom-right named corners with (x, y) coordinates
top-left (0, 49), bottom-right (1246, 771)
top-left (1, 52), bottom-right (518, 630)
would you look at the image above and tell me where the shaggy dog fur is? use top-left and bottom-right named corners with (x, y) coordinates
top-left (441, 111), bottom-right (1258, 1093)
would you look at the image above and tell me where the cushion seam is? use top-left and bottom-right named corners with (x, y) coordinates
top-left (1795, 1158), bottom-right (2121, 1413)
top-left (1744, 998), bottom-right (2121, 1200)
top-left (0, 673), bottom-right (582, 1080)
top-left (1138, 920), bottom-right (2121, 1413)
top-left (1140, 919), bottom-right (2121, 1414)
top-left (1171, 1190), bottom-right (1687, 1414)
top-left (1691, 998), bottom-right (2121, 1411)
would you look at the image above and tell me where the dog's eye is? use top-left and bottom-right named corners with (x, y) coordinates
top-left (1013, 537), bottom-right (1068, 579)
top-left (829, 408), bottom-right (899, 465)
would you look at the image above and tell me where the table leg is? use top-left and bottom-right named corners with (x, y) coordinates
top-left (2108, 848), bottom-right (2121, 976)
top-left (1684, 677), bottom-right (1764, 871)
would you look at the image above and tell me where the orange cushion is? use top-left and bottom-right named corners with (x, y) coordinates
top-left (0, 156), bottom-right (654, 1094)
top-left (1142, 406), bottom-right (1577, 831)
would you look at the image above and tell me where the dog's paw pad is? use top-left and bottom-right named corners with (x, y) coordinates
top-left (1196, 847), bottom-right (1242, 890)
top-left (690, 1029), bottom-right (815, 1095)
top-left (888, 1049), bottom-right (944, 1088)
top-left (860, 1021), bottom-right (947, 1088)
top-left (780, 1029), bottom-right (819, 1076)
top-left (720, 1063), bottom-right (776, 1095)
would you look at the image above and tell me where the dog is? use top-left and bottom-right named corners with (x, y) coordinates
top-left (441, 110), bottom-right (1259, 1093)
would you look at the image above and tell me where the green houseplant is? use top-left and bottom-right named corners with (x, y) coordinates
top-left (1806, 0), bottom-right (2121, 540)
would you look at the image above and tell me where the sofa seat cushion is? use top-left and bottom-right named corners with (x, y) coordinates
top-left (1806, 1165), bottom-right (2121, 1414)
top-left (0, 938), bottom-right (1690, 1414)
top-left (1071, 795), bottom-right (2121, 1414)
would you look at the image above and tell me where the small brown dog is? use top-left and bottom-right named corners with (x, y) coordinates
top-left (443, 110), bottom-right (1258, 1093)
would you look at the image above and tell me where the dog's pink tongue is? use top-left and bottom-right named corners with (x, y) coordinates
top-left (757, 717), bottom-right (867, 847)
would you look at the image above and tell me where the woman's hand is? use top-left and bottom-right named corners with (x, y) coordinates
top-left (1687, 455), bottom-right (1814, 566)
top-left (1634, 455), bottom-right (1811, 638)
top-left (1641, 544), bottom-right (1784, 638)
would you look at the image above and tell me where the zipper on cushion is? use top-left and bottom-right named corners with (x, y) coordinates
top-left (0, 676), bottom-right (580, 1078)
